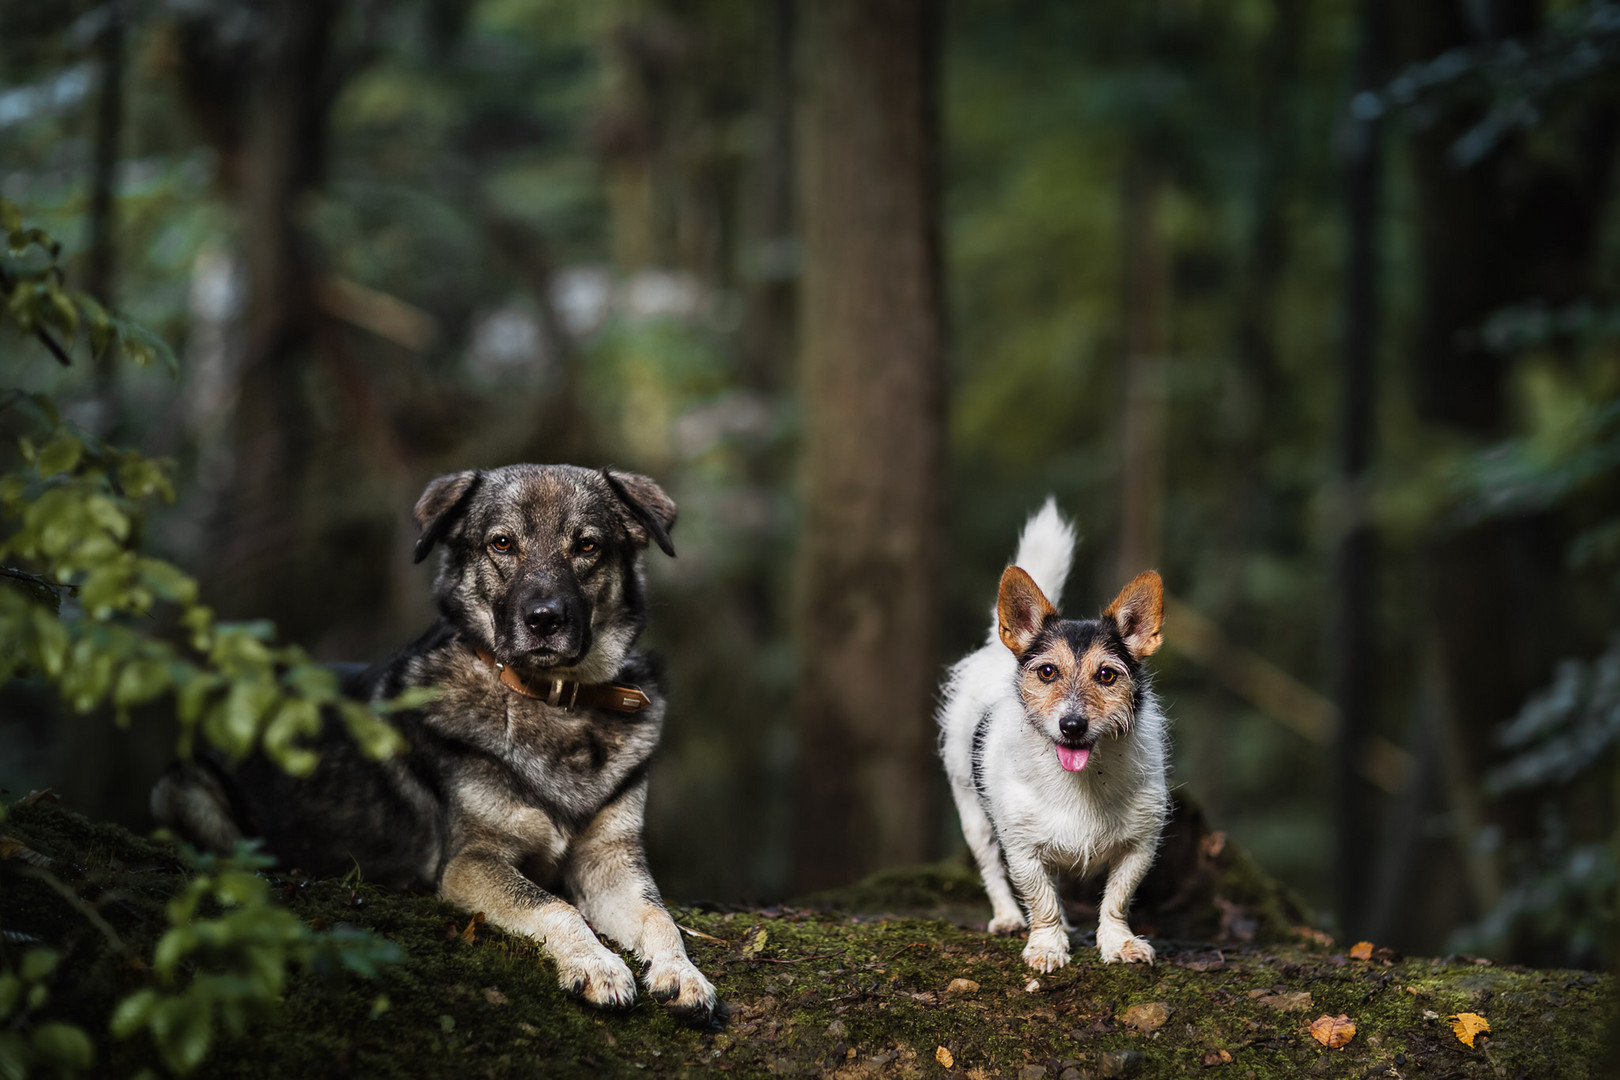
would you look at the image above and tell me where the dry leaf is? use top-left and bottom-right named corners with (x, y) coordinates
top-left (945, 978), bottom-right (979, 995)
top-left (460, 912), bottom-right (485, 945)
top-left (1201, 1049), bottom-right (1233, 1067)
top-left (1120, 1002), bottom-right (1172, 1034)
top-left (1309, 1014), bottom-right (1355, 1049)
top-left (740, 927), bottom-right (769, 958)
top-left (1024, 978), bottom-right (1041, 993)
top-left (677, 923), bottom-right (726, 944)
top-left (936, 1046), bottom-right (954, 1069)
top-left (0, 836), bottom-right (53, 868)
top-left (1449, 1012), bottom-right (1490, 1048)
top-left (1349, 941), bottom-right (1373, 961)
top-left (482, 987), bottom-right (508, 1006)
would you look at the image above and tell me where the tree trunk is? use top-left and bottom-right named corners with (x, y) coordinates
top-left (791, 0), bottom-right (944, 892)
top-left (205, 0), bottom-right (338, 646)
top-left (1116, 160), bottom-right (1167, 585)
top-left (1332, 0), bottom-right (1387, 943)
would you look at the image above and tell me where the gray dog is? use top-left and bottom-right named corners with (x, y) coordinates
top-left (152, 464), bottom-right (716, 1019)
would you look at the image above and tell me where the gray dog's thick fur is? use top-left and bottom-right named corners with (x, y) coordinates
top-left (152, 464), bottom-right (716, 1018)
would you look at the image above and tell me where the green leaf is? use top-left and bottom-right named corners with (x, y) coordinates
top-left (43, 286), bottom-right (79, 341)
top-left (31, 1022), bottom-right (93, 1070)
top-left (170, 996), bottom-right (213, 1075)
top-left (19, 949), bottom-right (59, 982)
top-left (35, 435), bottom-right (82, 478)
top-left (0, 974), bottom-right (20, 1019)
top-left (338, 700), bottom-right (406, 760)
top-left (110, 989), bottom-right (157, 1039)
top-left (138, 559), bottom-right (198, 605)
top-left (0, 197), bottom-right (20, 234)
top-left (205, 679), bottom-right (279, 761)
top-left (114, 658), bottom-right (174, 709)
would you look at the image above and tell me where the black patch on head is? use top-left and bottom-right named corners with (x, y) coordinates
top-left (414, 471), bottom-right (485, 564)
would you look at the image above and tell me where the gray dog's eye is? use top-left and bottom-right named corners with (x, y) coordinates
top-left (489, 535), bottom-right (513, 554)
top-left (575, 538), bottom-right (598, 555)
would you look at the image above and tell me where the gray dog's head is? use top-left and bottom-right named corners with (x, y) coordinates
top-left (411, 464), bottom-right (676, 683)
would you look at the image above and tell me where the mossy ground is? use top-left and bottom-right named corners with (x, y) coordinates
top-left (2, 799), bottom-right (1614, 1079)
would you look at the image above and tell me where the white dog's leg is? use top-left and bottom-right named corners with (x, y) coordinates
top-left (1094, 840), bottom-right (1156, 965)
top-left (953, 784), bottom-right (1026, 934)
top-left (1006, 853), bottom-right (1069, 972)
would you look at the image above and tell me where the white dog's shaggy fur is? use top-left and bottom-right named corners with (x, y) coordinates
top-left (938, 499), bottom-right (1170, 971)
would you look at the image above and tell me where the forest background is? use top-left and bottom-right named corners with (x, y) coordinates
top-left (2, 0), bottom-right (1618, 978)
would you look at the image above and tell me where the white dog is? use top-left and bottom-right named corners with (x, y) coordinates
top-left (938, 499), bottom-right (1170, 971)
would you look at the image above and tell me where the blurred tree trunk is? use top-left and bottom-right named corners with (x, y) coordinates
top-left (1116, 159), bottom-right (1167, 585)
top-left (86, 3), bottom-right (124, 315)
top-left (1386, 0), bottom-right (1618, 952)
top-left (1332, 0), bottom-right (1386, 943)
top-left (87, 1), bottom-right (126, 422)
top-left (791, 0), bottom-right (944, 891)
top-left (191, 0), bottom-right (341, 646)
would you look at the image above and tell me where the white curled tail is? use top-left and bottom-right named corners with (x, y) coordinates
top-left (987, 497), bottom-right (1078, 642)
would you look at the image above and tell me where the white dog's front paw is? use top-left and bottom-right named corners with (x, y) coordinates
top-left (1096, 922), bottom-right (1154, 965)
top-left (1022, 926), bottom-right (1070, 973)
top-left (987, 910), bottom-right (1027, 936)
top-left (644, 955), bottom-right (717, 1021)
top-left (556, 942), bottom-right (638, 1008)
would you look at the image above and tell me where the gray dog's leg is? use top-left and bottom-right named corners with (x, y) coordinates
top-left (567, 781), bottom-right (717, 1020)
top-left (440, 850), bottom-right (638, 1007)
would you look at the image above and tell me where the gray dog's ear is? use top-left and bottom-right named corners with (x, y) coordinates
top-left (413, 470), bottom-right (483, 564)
top-left (602, 468), bottom-right (677, 558)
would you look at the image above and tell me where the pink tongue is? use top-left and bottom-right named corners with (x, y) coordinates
top-left (1056, 745), bottom-right (1090, 772)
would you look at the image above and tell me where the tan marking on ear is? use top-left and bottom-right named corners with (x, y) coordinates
top-left (1103, 570), bottom-right (1165, 659)
top-left (998, 565), bottom-right (1057, 655)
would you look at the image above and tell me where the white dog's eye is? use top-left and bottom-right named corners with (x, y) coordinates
top-left (1036, 663), bottom-right (1059, 683)
top-left (1097, 666), bottom-right (1118, 685)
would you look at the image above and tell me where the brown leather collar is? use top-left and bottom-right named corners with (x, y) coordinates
top-left (472, 647), bottom-right (652, 714)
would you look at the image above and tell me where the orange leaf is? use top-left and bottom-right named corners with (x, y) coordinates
top-left (1449, 1012), bottom-right (1490, 1048)
top-left (1309, 1014), bottom-right (1356, 1049)
top-left (935, 1046), bottom-right (954, 1069)
top-left (1349, 941), bottom-right (1373, 961)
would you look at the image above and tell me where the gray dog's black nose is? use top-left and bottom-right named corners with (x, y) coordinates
top-left (1058, 715), bottom-right (1087, 741)
top-left (525, 599), bottom-right (566, 636)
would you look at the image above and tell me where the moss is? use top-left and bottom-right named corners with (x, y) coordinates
top-left (2, 799), bottom-right (1614, 1079)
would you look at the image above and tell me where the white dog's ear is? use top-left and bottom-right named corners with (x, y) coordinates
top-left (997, 565), bottom-right (1056, 656)
top-left (1104, 571), bottom-right (1164, 659)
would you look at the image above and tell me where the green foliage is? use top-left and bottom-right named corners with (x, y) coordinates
top-left (1, 207), bottom-right (407, 1077)
top-left (0, 948), bottom-right (96, 1079)
top-left (0, 390), bottom-right (407, 768)
top-left (1, 199), bottom-right (176, 374)
top-left (0, 203), bottom-right (410, 768)
top-left (109, 844), bottom-right (403, 1076)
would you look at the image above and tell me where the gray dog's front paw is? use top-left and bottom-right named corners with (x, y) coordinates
top-left (644, 956), bottom-right (718, 1022)
top-left (557, 945), bottom-right (638, 1008)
